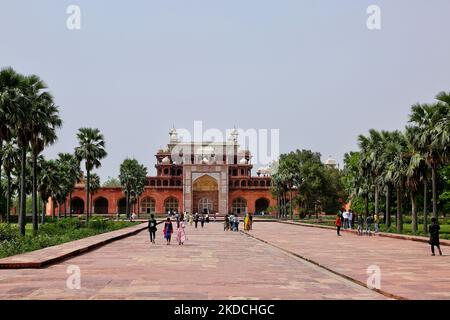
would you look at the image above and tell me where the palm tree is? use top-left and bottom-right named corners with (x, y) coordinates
top-left (57, 153), bottom-right (81, 217)
top-left (30, 92), bottom-right (61, 231)
top-left (74, 128), bottom-right (107, 223)
top-left (409, 96), bottom-right (450, 219)
top-left (385, 132), bottom-right (408, 233)
top-left (1, 140), bottom-right (19, 223)
top-left (37, 159), bottom-right (56, 224)
top-left (358, 130), bottom-right (384, 218)
top-left (7, 73), bottom-right (52, 234)
top-left (119, 159), bottom-right (147, 219)
top-left (0, 68), bottom-right (18, 216)
top-left (45, 160), bottom-right (64, 219)
top-left (405, 128), bottom-right (427, 234)
top-left (379, 131), bottom-right (404, 228)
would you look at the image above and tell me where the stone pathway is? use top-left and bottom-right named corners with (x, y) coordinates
top-left (248, 223), bottom-right (450, 300)
top-left (0, 222), bottom-right (384, 300)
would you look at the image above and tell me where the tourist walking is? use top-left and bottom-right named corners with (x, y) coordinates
top-left (348, 210), bottom-right (353, 229)
top-left (429, 218), bottom-right (443, 256)
top-left (176, 218), bottom-right (187, 245)
top-left (335, 214), bottom-right (342, 236)
top-left (185, 212), bottom-right (190, 226)
top-left (200, 214), bottom-right (205, 228)
top-left (351, 210), bottom-right (356, 229)
top-left (189, 212), bottom-right (193, 226)
top-left (163, 217), bottom-right (174, 245)
top-left (244, 213), bottom-right (251, 232)
top-left (194, 212), bottom-right (199, 228)
top-left (148, 214), bottom-right (157, 244)
top-left (357, 213), bottom-right (363, 236)
top-left (342, 210), bottom-right (349, 229)
top-left (234, 215), bottom-right (240, 232)
top-left (224, 214), bottom-right (230, 231)
top-left (374, 213), bottom-right (380, 233)
top-left (365, 214), bottom-right (373, 236)
top-left (229, 213), bottom-right (235, 231)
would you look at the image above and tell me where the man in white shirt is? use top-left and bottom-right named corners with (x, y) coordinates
top-left (347, 210), bottom-right (353, 229)
top-left (342, 211), bottom-right (349, 229)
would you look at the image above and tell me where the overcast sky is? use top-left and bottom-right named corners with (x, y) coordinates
top-left (1, 0), bottom-right (450, 181)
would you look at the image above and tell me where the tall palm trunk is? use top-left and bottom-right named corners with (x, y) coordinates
top-left (41, 200), bottom-right (46, 224)
top-left (374, 185), bottom-right (379, 216)
top-left (6, 173), bottom-right (11, 224)
top-left (86, 169), bottom-right (90, 223)
top-left (32, 155), bottom-right (38, 233)
top-left (385, 185), bottom-right (390, 227)
top-left (18, 146), bottom-right (27, 236)
top-left (126, 191), bottom-right (130, 219)
top-left (289, 188), bottom-right (293, 220)
top-left (431, 165), bottom-right (437, 219)
top-left (90, 193), bottom-right (93, 217)
top-left (423, 182), bottom-right (428, 234)
top-left (411, 191), bottom-right (417, 234)
top-left (396, 187), bottom-right (403, 233)
top-left (364, 195), bottom-right (369, 219)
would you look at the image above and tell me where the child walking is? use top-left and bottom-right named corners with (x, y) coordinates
top-left (335, 214), bottom-right (342, 236)
top-left (163, 217), bottom-right (173, 245)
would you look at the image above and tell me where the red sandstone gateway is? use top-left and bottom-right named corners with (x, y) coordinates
top-left (48, 129), bottom-right (276, 217)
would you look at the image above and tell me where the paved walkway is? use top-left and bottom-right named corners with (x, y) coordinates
top-left (0, 222), bottom-right (384, 300)
top-left (248, 223), bottom-right (450, 300)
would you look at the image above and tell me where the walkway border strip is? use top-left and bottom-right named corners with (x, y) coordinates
top-left (240, 230), bottom-right (408, 301)
top-left (0, 222), bottom-right (162, 270)
top-left (277, 220), bottom-right (450, 247)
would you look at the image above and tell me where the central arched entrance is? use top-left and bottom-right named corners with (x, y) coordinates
top-left (198, 198), bottom-right (213, 214)
top-left (193, 175), bottom-right (218, 214)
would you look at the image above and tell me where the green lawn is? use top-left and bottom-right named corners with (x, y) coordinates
top-left (0, 218), bottom-right (138, 259)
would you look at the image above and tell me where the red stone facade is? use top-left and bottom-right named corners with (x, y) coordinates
top-left (49, 130), bottom-right (276, 216)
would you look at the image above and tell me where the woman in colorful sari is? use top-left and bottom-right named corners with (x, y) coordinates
top-left (176, 218), bottom-right (187, 245)
top-left (163, 217), bottom-right (174, 245)
top-left (244, 214), bottom-right (251, 231)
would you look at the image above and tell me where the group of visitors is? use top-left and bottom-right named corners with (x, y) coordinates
top-left (224, 213), bottom-right (240, 231)
top-left (147, 213), bottom-right (186, 246)
top-left (335, 210), bottom-right (380, 237)
top-left (335, 209), bottom-right (443, 256)
top-left (190, 212), bottom-right (210, 228)
top-left (224, 212), bottom-right (253, 232)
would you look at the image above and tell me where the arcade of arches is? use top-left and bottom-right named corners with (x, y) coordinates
top-left (64, 193), bottom-right (272, 216)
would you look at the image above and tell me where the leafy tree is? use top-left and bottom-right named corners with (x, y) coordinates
top-left (57, 153), bottom-right (81, 217)
top-left (119, 159), bottom-right (148, 218)
top-left (74, 128), bottom-right (107, 222)
top-left (29, 90), bottom-right (61, 231)
top-left (409, 94), bottom-right (450, 219)
top-left (1, 140), bottom-right (19, 223)
top-left (102, 176), bottom-right (122, 188)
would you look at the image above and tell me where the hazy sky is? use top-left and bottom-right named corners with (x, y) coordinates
top-left (1, 0), bottom-right (450, 181)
